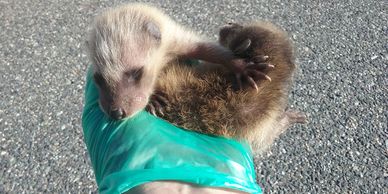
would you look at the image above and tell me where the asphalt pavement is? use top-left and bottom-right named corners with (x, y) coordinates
top-left (1, 0), bottom-right (386, 193)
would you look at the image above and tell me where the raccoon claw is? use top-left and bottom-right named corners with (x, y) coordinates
top-left (231, 54), bottom-right (274, 90)
top-left (247, 55), bottom-right (273, 85)
top-left (247, 55), bottom-right (273, 70)
top-left (246, 76), bottom-right (258, 92)
top-left (233, 66), bottom-right (271, 91)
top-left (246, 62), bottom-right (274, 71)
top-left (146, 103), bottom-right (157, 116)
top-left (246, 69), bottom-right (272, 82)
top-left (153, 92), bottom-right (169, 107)
top-left (146, 91), bottom-right (168, 116)
top-left (237, 70), bottom-right (270, 92)
top-left (252, 55), bottom-right (269, 63)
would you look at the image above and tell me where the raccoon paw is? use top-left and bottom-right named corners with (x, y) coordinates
top-left (146, 90), bottom-right (169, 117)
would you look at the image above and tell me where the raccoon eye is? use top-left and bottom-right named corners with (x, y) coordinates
top-left (124, 67), bottom-right (144, 81)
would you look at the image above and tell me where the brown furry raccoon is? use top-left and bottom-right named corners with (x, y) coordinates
top-left (153, 22), bottom-right (306, 152)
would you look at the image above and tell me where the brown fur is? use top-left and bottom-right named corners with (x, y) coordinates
top-left (156, 21), bottom-right (305, 153)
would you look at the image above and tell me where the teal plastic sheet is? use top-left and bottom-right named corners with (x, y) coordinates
top-left (82, 67), bottom-right (262, 194)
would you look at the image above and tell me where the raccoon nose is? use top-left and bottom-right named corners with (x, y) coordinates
top-left (110, 108), bottom-right (125, 120)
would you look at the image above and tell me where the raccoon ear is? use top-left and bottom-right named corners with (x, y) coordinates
top-left (233, 38), bottom-right (251, 54)
top-left (145, 22), bottom-right (161, 41)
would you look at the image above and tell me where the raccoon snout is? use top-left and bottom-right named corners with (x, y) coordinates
top-left (110, 108), bottom-right (126, 120)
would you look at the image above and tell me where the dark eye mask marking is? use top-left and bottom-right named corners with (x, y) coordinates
top-left (124, 67), bottom-right (144, 81)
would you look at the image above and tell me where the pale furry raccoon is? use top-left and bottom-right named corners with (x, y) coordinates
top-left (86, 3), bottom-right (266, 120)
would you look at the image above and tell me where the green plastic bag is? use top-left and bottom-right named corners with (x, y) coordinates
top-left (82, 67), bottom-right (262, 194)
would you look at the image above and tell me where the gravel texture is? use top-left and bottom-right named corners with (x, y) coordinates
top-left (1, 0), bottom-right (386, 193)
